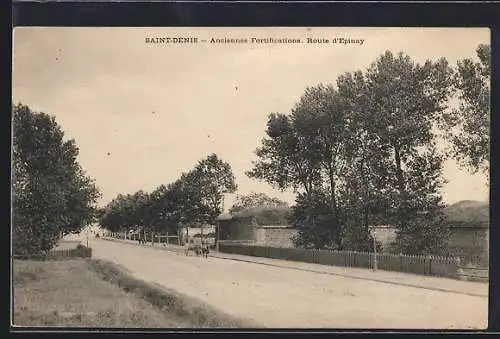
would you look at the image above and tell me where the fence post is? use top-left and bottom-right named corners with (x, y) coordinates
top-left (455, 257), bottom-right (464, 280)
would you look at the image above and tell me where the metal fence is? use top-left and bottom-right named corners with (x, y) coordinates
top-left (219, 244), bottom-right (461, 278)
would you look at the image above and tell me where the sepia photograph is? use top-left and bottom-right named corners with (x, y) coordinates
top-left (11, 27), bottom-right (490, 330)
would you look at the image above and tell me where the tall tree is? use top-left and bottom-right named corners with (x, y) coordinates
top-left (246, 113), bottom-right (323, 198)
top-left (359, 51), bottom-right (454, 254)
top-left (248, 85), bottom-right (351, 249)
top-left (148, 184), bottom-right (179, 234)
top-left (442, 44), bottom-right (490, 175)
top-left (336, 71), bottom-right (395, 251)
top-left (130, 190), bottom-right (152, 233)
top-left (290, 84), bottom-right (351, 248)
top-left (191, 154), bottom-right (237, 222)
top-left (12, 103), bottom-right (101, 254)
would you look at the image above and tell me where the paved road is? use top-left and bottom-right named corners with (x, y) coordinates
top-left (89, 238), bottom-right (488, 329)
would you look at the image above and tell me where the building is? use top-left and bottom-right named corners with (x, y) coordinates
top-left (216, 206), bottom-right (298, 248)
top-left (216, 200), bottom-right (489, 265)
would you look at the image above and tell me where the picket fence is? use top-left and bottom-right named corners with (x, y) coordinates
top-left (13, 245), bottom-right (92, 261)
top-left (219, 243), bottom-right (460, 278)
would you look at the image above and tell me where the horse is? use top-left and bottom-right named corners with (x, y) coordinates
top-left (185, 243), bottom-right (202, 256)
top-left (201, 243), bottom-right (210, 259)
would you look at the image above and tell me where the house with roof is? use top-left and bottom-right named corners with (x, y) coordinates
top-left (216, 206), bottom-right (298, 248)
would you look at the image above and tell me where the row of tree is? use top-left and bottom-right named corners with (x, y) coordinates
top-left (12, 104), bottom-right (101, 255)
top-left (13, 44), bottom-right (487, 256)
top-left (98, 154), bottom-right (237, 238)
top-left (247, 45), bottom-right (490, 255)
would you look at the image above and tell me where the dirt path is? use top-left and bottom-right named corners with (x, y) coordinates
top-left (90, 238), bottom-right (488, 329)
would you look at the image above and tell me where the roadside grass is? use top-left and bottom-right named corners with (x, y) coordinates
top-left (13, 259), bottom-right (257, 328)
top-left (88, 259), bottom-right (258, 328)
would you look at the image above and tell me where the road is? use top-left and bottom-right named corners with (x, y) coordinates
top-left (88, 238), bottom-right (488, 329)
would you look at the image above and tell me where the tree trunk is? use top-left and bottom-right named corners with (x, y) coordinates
top-left (327, 163), bottom-right (342, 250)
top-left (359, 158), bottom-right (371, 234)
top-left (393, 145), bottom-right (408, 228)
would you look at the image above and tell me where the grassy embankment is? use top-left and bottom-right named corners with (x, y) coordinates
top-left (13, 258), bottom-right (257, 328)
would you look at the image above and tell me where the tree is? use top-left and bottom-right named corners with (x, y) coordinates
top-left (148, 184), bottom-right (179, 234)
top-left (290, 84), bottom-right (354, 248)
top-left (99, 154), bottom-right (236, 244)
top-left (335, 71), bottom-right (397, 251)
top-left (12, 103), bottom-right (101, 254)
top-left (99, 194), bottom-right (130, 233)
top-left (249, 51), bottom-right (455, 254)
top-left (190, 154), bottom-right (237, 222)
top-left (246, 113), bottom-right (323, 198)
top-left (357, 51), bottom-right (454, 254)
top-left (130, 190), bottom-right (152, 234)
top-left (229, 192), bottom-right (288, 214)
top-left (442, 44), bottom-right (490, 175)
top-left (290, 190), bottom-right (341, 249)
top-left (100, 190), bottom-right (157, 238)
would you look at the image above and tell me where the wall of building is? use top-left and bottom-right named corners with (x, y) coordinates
top-left (219, 216), bottom-right (489, 264)
top-left (372, 226), bottom-right (397, 249)
top-left (447, 226), bottom-right (489, 264)
top-left (254, 227), bottom-right (298, 248)
top-left (219, 217), bottom-right (256, 241)
top-left (372, 224), bottom-right (489, 265)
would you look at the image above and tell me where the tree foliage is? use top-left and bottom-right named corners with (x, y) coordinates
top-left (357, 51), bottom-right (453, 255)
top-left (246, 112), bottom-right (323, 196)
top-left (247, 51), bottom-right (455, 255)
top-left (441, 44), bottom-right (490, 175)
top-left (12, 103), bottom-right (101, 255)
top-left (229, 192), bottom-right (288, 214)
top-left (189, 153), bottom-right (238, 222)
top-left (98, 153), bottom-right (236, 236)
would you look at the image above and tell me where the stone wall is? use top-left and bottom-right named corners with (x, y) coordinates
top-left (255, 227), bottom-right (298, 248)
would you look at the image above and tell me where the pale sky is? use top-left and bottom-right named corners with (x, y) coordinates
top-left (12, 27), bottom-right (490, 210)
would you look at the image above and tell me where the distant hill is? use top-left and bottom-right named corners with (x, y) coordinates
top-left (443, 200), bottom-right (489, 224)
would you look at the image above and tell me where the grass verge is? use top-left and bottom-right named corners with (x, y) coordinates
top-left (13, 259), bottom-right (258, 328)
top-left (88, 259), bottom-right (258, 328)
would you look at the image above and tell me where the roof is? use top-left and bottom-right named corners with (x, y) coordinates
top-left (230, 206), bottom-right (291, 225)
top-left (444, 200), bottom-right (489, 224)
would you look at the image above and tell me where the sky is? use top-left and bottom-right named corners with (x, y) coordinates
top-left (12, 27), bottom-right (490, 210)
